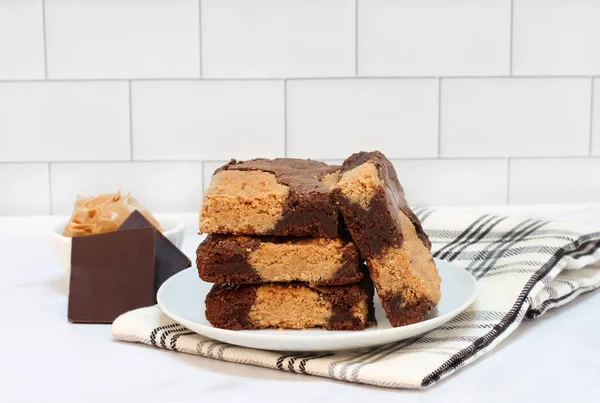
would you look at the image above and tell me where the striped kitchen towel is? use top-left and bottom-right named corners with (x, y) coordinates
top-left (112, 210), bottom-right (600, 389)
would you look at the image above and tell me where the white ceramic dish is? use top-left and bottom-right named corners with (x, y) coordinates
top-left (157, 259), bottom-right (477, 352)
top-left (48, 214), bottom-right (186, 273)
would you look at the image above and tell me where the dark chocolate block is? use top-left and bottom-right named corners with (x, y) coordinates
top-left (205, 271), bottom-right (375, 330)
top-left (196, 234), bottom-right (362, 286)
top-left (200, 158), bottom-right (341, 238)
top-left (333, 151), bottom-right (441, 327)
top-left (68, 228), bottom-right (155, 323)
top-left (118, 210), bottom-right (191, 301)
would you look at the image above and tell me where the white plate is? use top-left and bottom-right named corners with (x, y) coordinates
top-left (157, 259), bottom-right (477, 352)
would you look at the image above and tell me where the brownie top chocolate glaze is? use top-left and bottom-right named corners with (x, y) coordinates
top-left (337, 151), bottom-right (431, 255)
top-left (217, 158), bottom-right (340, 194)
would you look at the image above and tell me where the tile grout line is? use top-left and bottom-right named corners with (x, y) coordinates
top-left (128, 80), bottom-right (134, 160)
top-left (1, 75), bottom-right (599, 84)
top-left (0, 160), bottom-right (221, 165)
top-left (506, 158), bottom-right (511, 205)
top-left (590, 78), bottom-right (595, 155)
top-left (355, 0), bottom-right (359, 76)
top-left (41, 0), bottom-right (48, 78)
top-left (198, 0), bottom-right (203, 77)
top-left (284, 80), bottom-right (288, 157)
top-left (1, 156), bottom-right (598, 166)
top-left (47, 162), bottom-right (53, 214)
top-left (4, 156), bottom-right (600, 167)
top-left (437, 78), bottom-right (442, 157)
top-left (509, 0), bottom-right (514, 75)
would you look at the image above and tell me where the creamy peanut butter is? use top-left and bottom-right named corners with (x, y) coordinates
top-left (63, 191), bottom-right (163, 237)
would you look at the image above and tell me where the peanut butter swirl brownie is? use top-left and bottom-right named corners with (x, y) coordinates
top-left (333, 151), bottom-right (441, 327)
top-left (205, 271), bottom-right (375, 330)
top-left (197, 235), bottom-right (362, 286)
top-left (200, 158), bottom-right (341, 238)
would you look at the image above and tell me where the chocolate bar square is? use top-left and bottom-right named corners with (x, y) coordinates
top-left (118, 210), bottom-right (191, 300)
top-left (68, 227), bottom-right (156, 323)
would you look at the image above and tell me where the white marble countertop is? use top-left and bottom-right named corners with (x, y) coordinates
top-left (1, 204), bottom-right (599, 403)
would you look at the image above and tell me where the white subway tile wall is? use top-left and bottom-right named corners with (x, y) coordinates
top-left (287, 79), bottom-right (438, 159)
top-left (0, 164), bottom-right (50, 215)
top-left (131, 80), bottom-right (284, 160)
top-left (0, 0), bottom-right (599, 215)
top-left (513, 0), bottom-right (600, 75)
top-left (202, 0), bottom-right (355, 78)
top-left (509, 158), bottom-right (600, 204)
top-left (0, 81), bottom-right (130, 162)
top-left (391, 159), bottom-right (509, 206)
top-left (45, 0), bottom-right (200, 79)
top-left (440, 78), bottom-right (591, 157)
top-left (358, 0), bottom-right (511, 76)
top-left (0, 0), bottom-right (45, 80)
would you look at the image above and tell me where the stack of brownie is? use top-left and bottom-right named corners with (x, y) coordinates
top-left (196, 159), bottom-right (375, 330)
top-left (197, 152), bottom-right (441, 330)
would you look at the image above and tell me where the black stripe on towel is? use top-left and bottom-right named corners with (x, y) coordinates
top-left (421, 231), bottom-right (600, 388)
top-left (434, 215), bottom-right (491, 260)
top-left (160, 326), bottom-right (187, 349)
top-left (149, 323), bottom-right (182, 347)
top-left (170, 330), bottom-right (194, 352)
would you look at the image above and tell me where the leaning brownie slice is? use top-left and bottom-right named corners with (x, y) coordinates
top-left (200, 158), bottom-right (341, 238)
top-left (333, 151), bottom-right (441, 327)
top-left (197, 234), bottom-right (362, 286)
top-left (205, 271), bottom-right (375, 331)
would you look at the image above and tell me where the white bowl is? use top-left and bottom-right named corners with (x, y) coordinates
top-left (48, 214), bottom-right (186, 274)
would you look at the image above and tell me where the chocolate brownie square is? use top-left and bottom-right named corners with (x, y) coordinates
top-left (205, 269), bottom-right (375, 331)
top-left (333, 151), bottom-right (441, 327)
top-left (196, 234), bottom-right (362, 286)
top-left (200, 158), bottom-right (341, 238)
